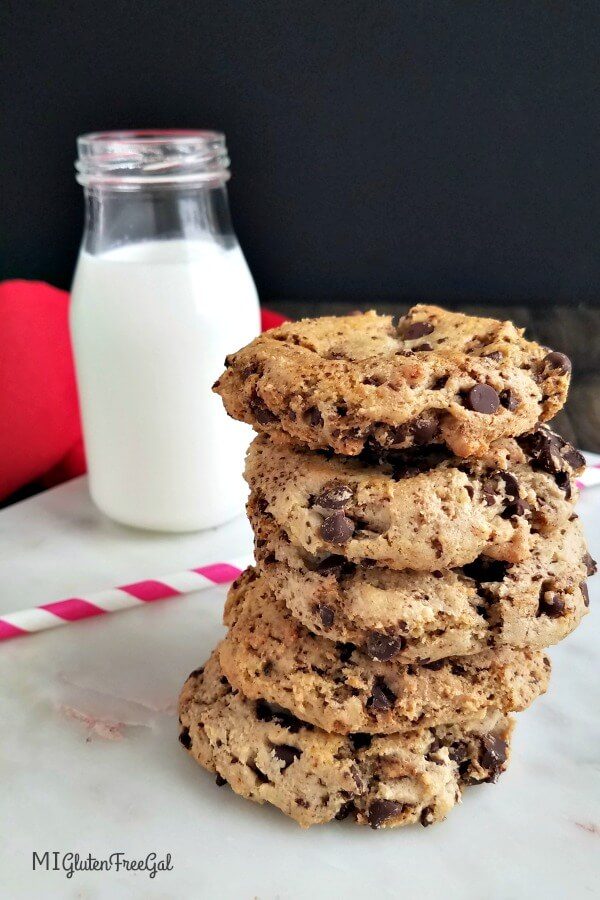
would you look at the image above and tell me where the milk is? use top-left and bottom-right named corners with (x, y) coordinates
top-left (70, 239), bottom-right (260, 531)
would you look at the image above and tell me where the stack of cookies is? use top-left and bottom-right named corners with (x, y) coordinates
top-left (179, 305), bottom-right (595, 830)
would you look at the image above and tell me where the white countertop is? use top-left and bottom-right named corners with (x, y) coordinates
top-left (1, 474), bottom-right (599, 900)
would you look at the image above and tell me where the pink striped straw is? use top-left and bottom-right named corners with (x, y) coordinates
top-left (0, 555), bottom-right (252, 642)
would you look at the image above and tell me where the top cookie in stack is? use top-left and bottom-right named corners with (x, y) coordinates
top-left (214, 305), bottom-right (571, 458)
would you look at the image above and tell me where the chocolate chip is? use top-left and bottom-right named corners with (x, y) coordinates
top-left (562, 447), bottom-right (585, 470)
top-left (366, 678), bottom-right (397, 711)
top-left (273, 744), bottom-right (302, 770)
top-left (305, 406), bottom-right (323, 427)
top-left (518, 427), bottom-right (557, 456)
top-left (250, 395), bottom-right (278, 425)
top-left (480, 734), bottom-right (508, 782)
top-left (584, 553), bottom-right (597, 576)
top-left (543, 351), bottom-right (572, 375)
top-left (482, 473), bottom-right (500, 497)
top-left (499, 471), bottom-right (519, 498)
top-left (420, 806), bottom-right (435, 827)
top-left (449, 742), bottom-right (468, 764)
top-left (537, 590), bottom-right (566, 618)
top-left (371, 444), bottom-right (449, 478)
top-left (401, 321), bottom-right (434, 340)
top-left (349, 733), bottom-right (372, 751)
top-left (314, 482), bottom-right (353, 509)
top-left (316, 554), bottom-right (347, 573)
top-left (555, 471), bottom-right (572, 499)
top-left (581, 582), bottom-right (590, 607)
top-left (539, 446), bottom-right (564, 475)
top-left (317, 604), bottom-right (335, 628)
top-left (499, 388), bottom-right (519, 411)
top-left (254, 494), bottom-right (269, 514)
top-left (386, 422), bottom-right (412, 447)
top-left (367, 799), bottom-right (405, 829)
top-left (255, 700), bottom-right (313, 733)
top-left (482, 482), bottom-right (498, 506)
top-left (178, 727), bottom-right (192, 749)
top-left (502, 498), bottom-right (531, 519)
top-left (458, 759), bottom-right (472, 779)
top-left (337, 641), bottom-right (357, 663)
top-left (411, 417), bottom-right (439, 445)
top-left (320, 511), bottom-right (355, 544)
top-left (465, 384), bottom-right (500, 414)
top-left (462, 556), bottom-right (510, 584)
top-left (519, 428), bottom-right (567, 476)
top-left (423, 659), bottom-right (445, 671)
top-left (363, 631), bottom-right (406, 661)
top-left (215, 773), bottom-right (227, 786)
top-left (335, 800), bottom-right (356, 820)
top-left (249, 762), bottom-right (270, 783)
top-left (476, 597), bottom-right (494, 620)
top-left (429, 735), bottom-right (445, 754)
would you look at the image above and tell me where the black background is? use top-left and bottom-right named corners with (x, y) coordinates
top-left (2, 1), bottom-right (599, 305)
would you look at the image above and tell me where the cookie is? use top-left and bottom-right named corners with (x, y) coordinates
top-left (213, 306), bottom-right (571, 458)
top-left (246, 425), bottom-right (582, 572)
top-left (256, 513), bottom-right (591, 663)
top-left (219, 569), bottom-right (550, 735)
top-left (179, 651), bottom-right (514, 829)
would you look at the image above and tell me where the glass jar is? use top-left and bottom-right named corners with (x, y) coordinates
top-left (70, 130), bottom-right (260, 531)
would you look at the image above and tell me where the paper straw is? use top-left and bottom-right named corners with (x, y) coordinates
top-left (0, 555), bottom-right (252, 642)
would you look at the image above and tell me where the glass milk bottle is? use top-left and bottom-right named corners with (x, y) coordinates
top-left (70, 130), bottom-right (260, 531)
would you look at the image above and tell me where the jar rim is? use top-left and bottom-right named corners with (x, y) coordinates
top-left (76, 129), bottom-right (231, 187)
top-left (80, 129), bottom-right (225, 145)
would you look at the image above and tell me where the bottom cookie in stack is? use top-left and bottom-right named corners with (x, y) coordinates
top-left (178, 650), bottom-right (514, 829)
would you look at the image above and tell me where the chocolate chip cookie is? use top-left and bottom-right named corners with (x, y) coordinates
top-left (256, 513), bottom-right (591, 663)
top-left (213, 306), bottom-right (571, 458)
top-left (246, 425), bottom-right (582, 572)
top-left (179, 651), bottom-right (513, 829)
top-left (219, 569), bottom-right (550, 735)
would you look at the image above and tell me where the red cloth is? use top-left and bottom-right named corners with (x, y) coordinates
top-left (0, 279), bottom-right (287, 501)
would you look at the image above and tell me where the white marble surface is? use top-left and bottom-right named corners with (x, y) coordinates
top-left (1, 473), bottom-right (599, 900)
